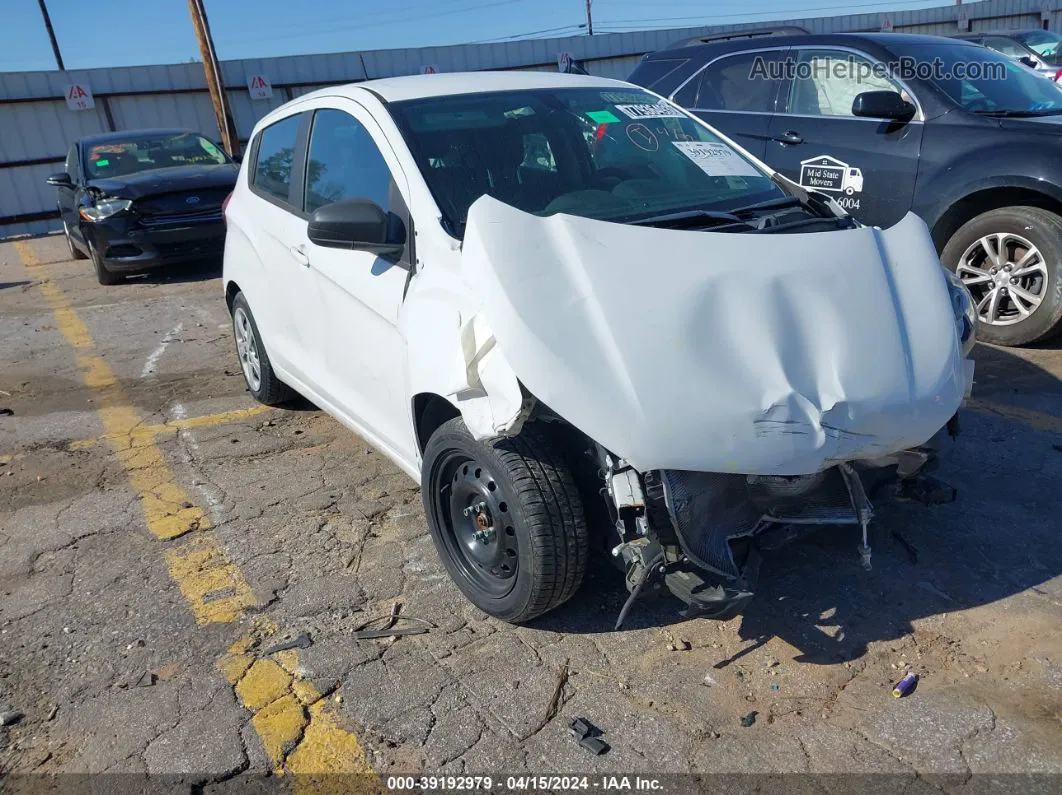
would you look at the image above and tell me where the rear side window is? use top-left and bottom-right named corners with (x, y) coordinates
top-left (628, 58), bottom-right (689, 91)
top-left (303, 108), bottom-right (396, 215)
top-left (674, 51), bottom-right (787, 112)
top-left (252, 114), bottom-right (302, 203)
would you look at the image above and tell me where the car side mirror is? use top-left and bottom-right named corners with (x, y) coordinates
top-left (47, 172), bottom-right (73, 188)
top-left (307, 199), bottom-right (405, 256)
top-left (852, 90), bottom-right (916, 121)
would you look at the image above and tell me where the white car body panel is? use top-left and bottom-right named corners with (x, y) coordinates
top-left (224, 72), bottom-right (972, 485)
top-left (460, 198), bottom-right (968, 475)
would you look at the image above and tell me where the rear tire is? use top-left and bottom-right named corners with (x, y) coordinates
top-left (87, 238), bottom-right (122, 285)
top-left (230, 292), bottom-right (295, 405)
top-left (64, 222), bottom-right (87, 260)
top-left (422, 417), bottom-right (588, 623)
top-left (941, 206), bottom-right (1062, 345)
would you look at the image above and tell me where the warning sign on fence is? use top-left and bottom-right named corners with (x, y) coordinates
top-left (64, 83), bottom-right (94, 111)
top-left (247, 74), bottom-right (273, 100)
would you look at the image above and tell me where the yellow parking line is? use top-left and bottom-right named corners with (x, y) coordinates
top-left (219, 627), bottom-right (379, 786)
top-left (14, 238), bottom-right (376, 777)
top-left (67, 405), bottom-right (274, 451)
top-left (15, 238), bottom-right (252, 600)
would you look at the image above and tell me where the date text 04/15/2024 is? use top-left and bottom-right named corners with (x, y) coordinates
top-left (385, 775), bottom-right (665, 791)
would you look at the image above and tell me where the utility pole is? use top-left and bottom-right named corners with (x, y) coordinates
top-left (187, 0), bottom-right (240, 157)
top-left (36, 0), bottom-right (65, 71)
top-left (585, 0), bottom-right (593, 35)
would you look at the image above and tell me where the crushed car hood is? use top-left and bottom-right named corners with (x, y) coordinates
top-left (460, 197), bottom-right (970, 475)
top-left (87, 164), bottom-right (237, 198)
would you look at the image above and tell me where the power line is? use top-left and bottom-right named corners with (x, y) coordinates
top-left (213, 0), bottom-right (527, 49)
top-left (468, 24), bottom-right (587, 44)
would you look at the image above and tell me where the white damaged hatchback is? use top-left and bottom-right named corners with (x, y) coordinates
top-left (223, 72), bottom-right (976, 625)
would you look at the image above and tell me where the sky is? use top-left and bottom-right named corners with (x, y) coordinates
top-left (2, 0), bottom-right (971, 73)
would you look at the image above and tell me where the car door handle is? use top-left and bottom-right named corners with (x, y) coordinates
top-left (772, 130), bottom-right (804, 145)
top-left (290, 245), bottom-right (310, 267)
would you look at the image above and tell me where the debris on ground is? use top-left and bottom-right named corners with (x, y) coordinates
top-left (702, 673), bottom-right (717, 687)
top-left (46, 705), bottom-right (58, 721)
top-left (570, 717), bottom-right (610, 755)
top-left (135, 672), bottom-right (158, 688)
top-left (264, 632), bottom-right (313, 654)
top-left (0, 711), bottom-right (24, 727)
top-left (770, 683), bottom-right (780, 692)
top-left (0, 408), bottom-right (13, 417)
top-left (891, 529), bottom-right (920, 563)
top-left (892, 672), bottom-right (919, 698)
top-left (352, 602), bottom-right (433, 640)
top-left (740, 711), bottom-right (758, 728)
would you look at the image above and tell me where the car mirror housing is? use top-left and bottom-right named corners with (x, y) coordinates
top-left (851, 90), bottom-right (916, 122)
top-left (307, 199), bottom-right (405, 257)
top-left (47, 172), bottom-right (73, 187)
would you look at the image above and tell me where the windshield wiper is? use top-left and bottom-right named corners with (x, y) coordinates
top-left (730, 196), bottom-right (806, 216)
top-left (974, 108), bottom-right (1062, 117)
top-left (630, 209), bottom-right (751, 229)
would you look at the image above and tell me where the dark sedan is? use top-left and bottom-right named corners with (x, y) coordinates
top-left (47, 128), bottom-right (238, 284)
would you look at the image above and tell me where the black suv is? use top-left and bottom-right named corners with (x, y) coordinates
top-left (630, 31), bottom-right (1062, 345)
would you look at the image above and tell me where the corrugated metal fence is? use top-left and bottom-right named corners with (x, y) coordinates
top-left (1, 0), bottom-right (1056, 238)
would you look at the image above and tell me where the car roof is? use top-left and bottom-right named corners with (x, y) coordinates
top-left (651, 31), bottom-right (983, 59)
top-left (298, 71), bottom-right (636, 104)
top-left (962, 29), bottom-right (1044, 37)
top-left (78, 128), bottom-right (198, 146)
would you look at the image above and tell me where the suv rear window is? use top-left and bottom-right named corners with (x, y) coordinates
top-left (673, 51), bottom-right (788, 112)
top-left (252, 114), bottom-right (302, 204)
top-left (628, 58), bottom-right (689, 91)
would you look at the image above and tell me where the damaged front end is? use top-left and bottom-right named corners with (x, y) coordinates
top-left (600, 425), bottom-right (959, 628)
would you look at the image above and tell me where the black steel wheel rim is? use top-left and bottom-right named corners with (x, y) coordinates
top-left (431, 449), bottom-right (519, 597)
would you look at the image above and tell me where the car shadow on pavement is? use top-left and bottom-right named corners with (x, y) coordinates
top-left (125, 258), bottom-right (222, 285)
top-left (536, 343), bottom-right (1062, 661)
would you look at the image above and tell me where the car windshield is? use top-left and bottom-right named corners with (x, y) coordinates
top-left (389, 87), bottom-right (784, 235)
top-left (84, 132), bottom-right (229, 179)
top-left (1014, 30), bottom-right (1062, 65)
top-left (889, 42), bottom-right (1062, 115)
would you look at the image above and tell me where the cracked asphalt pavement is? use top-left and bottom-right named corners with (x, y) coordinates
top-left (2, 234), bottom-right (1062, 791)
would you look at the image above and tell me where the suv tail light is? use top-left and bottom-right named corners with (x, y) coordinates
top-left (222, 191), bottom-right (233, 223)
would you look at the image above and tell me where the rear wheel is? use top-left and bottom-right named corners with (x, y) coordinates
top-left (941, 206), bottom-right (1062, 345)
top-left (231, 292), bottom-right (295, 405)
top-left (64, 222), bottom-right (87, 260)
top-left (422, 418), bottom-right (587, 623)
top-left (87, 238), bottom-right (122, 285)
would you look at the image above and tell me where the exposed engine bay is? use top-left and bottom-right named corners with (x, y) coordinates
top-left (585, 421), bottom-right (960, 627)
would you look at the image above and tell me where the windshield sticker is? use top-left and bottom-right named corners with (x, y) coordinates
top-left (672, 141), bottom-right (761, 177)
top-left (626, 123), bottom-right (659, 152)
top-left (799, 154), bottom-right (863, 211)
top-left (600, 91), bottom-right (652, 104)
top-left (615, 103), bottom-right (686, 120)
top-left (586, 109), bottom-right (620, 124)
top-left (199, 139), bottom-right (222, 157)
top-left (95, 158), bottom-right (110, 167)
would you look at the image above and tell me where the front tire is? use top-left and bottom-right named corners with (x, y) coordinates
top-left (230, 292), bottom-right (294, 405)
top-left (422, 418), bottom-right (588, 623)
top-left (941, 206), bottom-right (1062, 345)
top-left (87, 238), bottom-right (122, 285)
top-left (64, 222), bottom-right (87, 260)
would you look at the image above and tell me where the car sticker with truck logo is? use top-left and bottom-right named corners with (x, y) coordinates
top-left (799, 155), bottom-right (863, 211)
